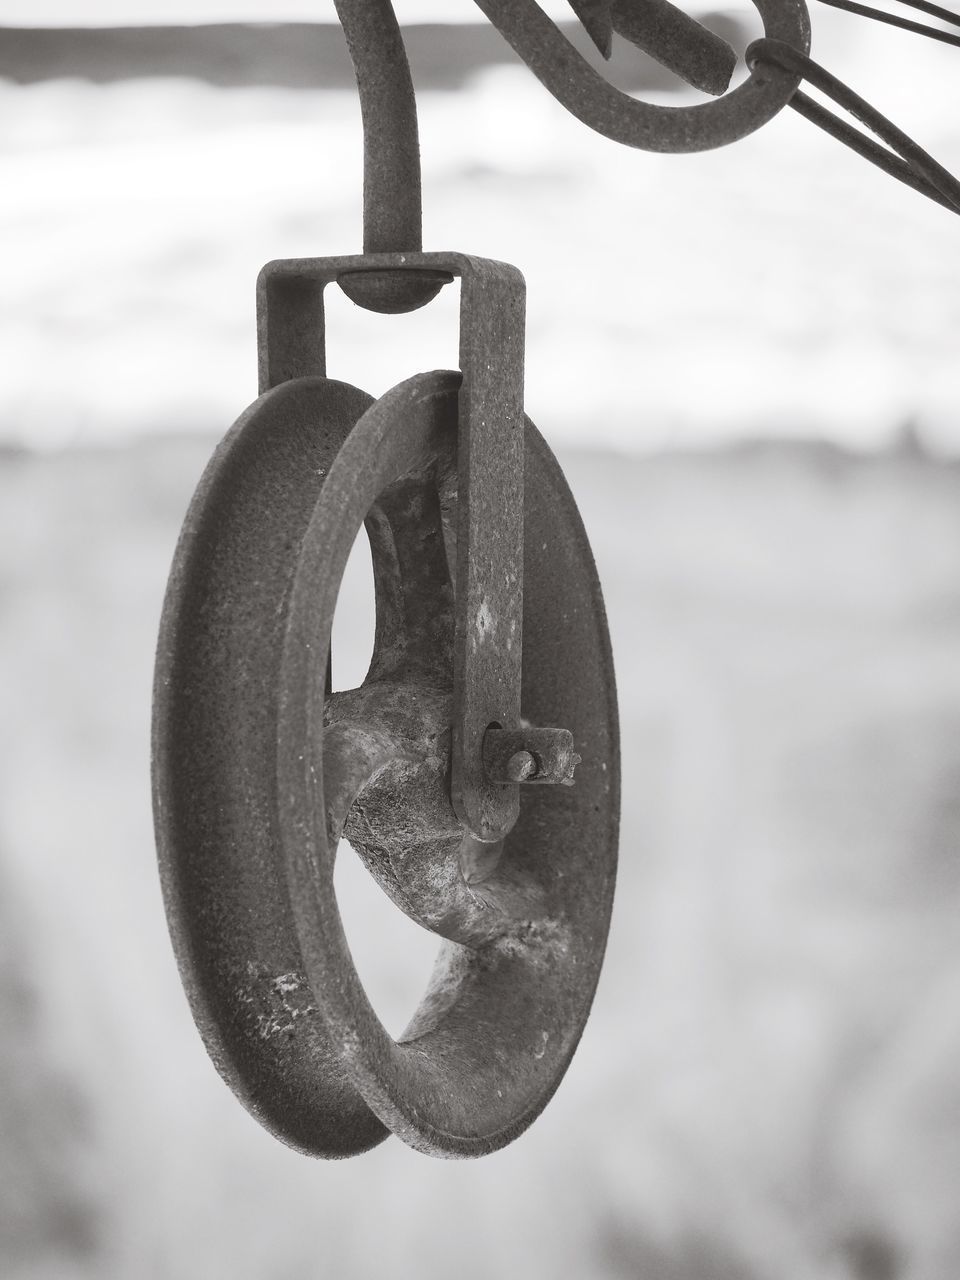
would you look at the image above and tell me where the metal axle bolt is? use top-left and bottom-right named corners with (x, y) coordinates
top-left (483, 726), bottom-right (581, 786)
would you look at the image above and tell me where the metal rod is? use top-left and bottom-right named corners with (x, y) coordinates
top-left (471, 0), bottom-right (810, 153)
top-left (333, 0), bottom-right (422, 255)
top-left (332, 0), bottom-right (449, 313)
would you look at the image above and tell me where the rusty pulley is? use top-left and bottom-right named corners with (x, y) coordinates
top-left (153, 0), bottom-right (960, 1163)
top-left (154, 243), bottom-right (619, 1156)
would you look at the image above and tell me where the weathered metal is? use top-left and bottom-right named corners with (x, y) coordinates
top-left (259, 250), bottom-right (528, 844)
top-left (484, 726), bottom-right (581, 786)
top-left (329, 0), bottom-right (959, 287)
top-left (474, 0), bottom-right (811, 148)
top-left (155, 0), bottom-right (960, 1166)
top-left (606, 0), bottom-right (737, 95)
top-left (155, 242), bottom-right (620, 1155)
top-left (329, 0), bottom-right (809, 311)
top-left (153, 361), bottom-right (619, 1156)
top-left (568, 0), bottom-right (738, 94)
top-left (330, 0), bottom-right (443, 314)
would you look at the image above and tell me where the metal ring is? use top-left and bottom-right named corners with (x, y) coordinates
top-left (154, 371), bottom-right (619, 1157)
top-left (473, 0), bottom-right (811, 152)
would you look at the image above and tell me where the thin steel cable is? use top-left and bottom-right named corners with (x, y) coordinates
top-left (818, 0), bottom-right (960, 28)
top-left (884, 0), bottom-right (960, 24)
top-left (747, 37), bottom-right (960, 214)
top-left (789, 91), bottom-right (959, 212)
top-left (815, 0), bottom-right (960, 48)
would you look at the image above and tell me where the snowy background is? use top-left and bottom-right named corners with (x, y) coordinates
top-left (3, 4), bottom-right (960, 1280)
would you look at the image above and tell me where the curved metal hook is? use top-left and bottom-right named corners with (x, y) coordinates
top-left (333, 0), bottom-right (422, 257)
top-left (548, 0), bottom-right (738, 95)
top-left (472, 0), bottom-right (809, 152)
top-left (332, 0), bottom-right (451, 313)
top-left (332, 0), bottom-right (809, 310)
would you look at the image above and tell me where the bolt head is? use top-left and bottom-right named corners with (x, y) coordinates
top-left (506, 750), bottom-right (538, 782)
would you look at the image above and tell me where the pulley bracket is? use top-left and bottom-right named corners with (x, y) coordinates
top-left (260, 251), bottom-right (540, 843)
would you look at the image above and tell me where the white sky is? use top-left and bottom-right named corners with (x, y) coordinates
top-left (2, 3), bottom-right (958, 452)
top-left (0, 0), bottom-right (578, 25)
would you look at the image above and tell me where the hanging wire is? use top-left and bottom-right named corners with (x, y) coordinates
top-left (747, 37), bottom-right (960, 214)
top-left (815, 0), bottom-right (960, 46)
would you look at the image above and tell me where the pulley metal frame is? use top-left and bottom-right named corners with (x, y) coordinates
top-left (154, 251), bottom-right (621, 1156)
top-left (260, 251), bottom-right (529, 842)
top-left (153, 0), bottom-right (960, 1164)
top-left (330, 0), bottom-right (811, 318)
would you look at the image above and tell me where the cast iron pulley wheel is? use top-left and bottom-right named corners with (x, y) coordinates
top-left (153, 370), bottom-right (619, 1158)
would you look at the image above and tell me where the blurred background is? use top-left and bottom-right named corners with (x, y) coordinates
top-left (2, 2), bottom-right (960, 1278)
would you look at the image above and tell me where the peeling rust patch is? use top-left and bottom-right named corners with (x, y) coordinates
top-left (239, 964), bottom-right (318, 1041)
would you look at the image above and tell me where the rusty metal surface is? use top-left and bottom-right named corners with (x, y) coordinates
top-left (154, 0), bottom-right (960, 1168)
top-left (154, 248), bottom-right (620, 1155)
top-left (154, 376), bottom-right (387, 1157)
top-left (314, 0), bottom-right (959, 334)
top-left (474, 0), bottom-right (811, 150)
top-left (330, 1), bottom-right (444, 314)
top-left (258, 252), bottom-right (527, 843)
top-left (331, 0), bottom-right (959, 240)
top-left (447, 261), bottom-right (526, 842)
top-left (328, 0), bottom-right (808, 318)
top-left (332, 0), bottom-right (420, 256)
top-left (153, 369), bottom-right (619, 1156)
top-left (608, 0), bottom-right (736, 95)
top-left (484, 726), bottom-right (581, 786)
top-left (568, 0), bottom-right (738, 94)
